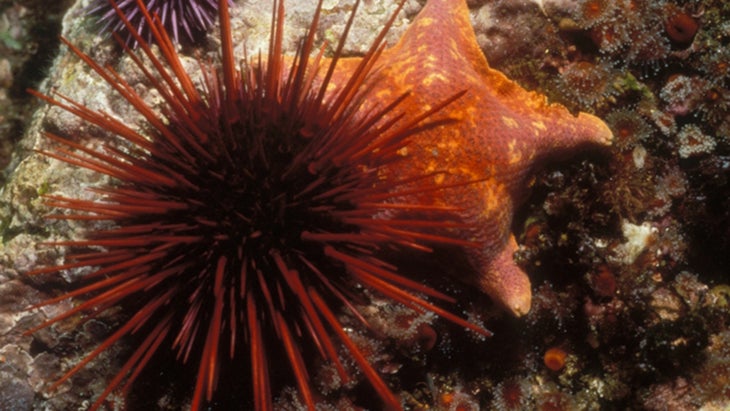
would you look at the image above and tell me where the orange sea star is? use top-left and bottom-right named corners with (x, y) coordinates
top-left (332, 0), bottom-right (613, 316)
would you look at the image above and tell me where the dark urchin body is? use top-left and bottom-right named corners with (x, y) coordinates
top-left (27, 0), bottom-right (488, 410)
top-left (90, 0), bottom-right (227, 46)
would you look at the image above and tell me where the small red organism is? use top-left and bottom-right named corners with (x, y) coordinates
top-left (590, 264), bottom-right (617, 298)
top-left (555, 60), bottom-right (617, 110)
top-left (543, 347), bottom-right (568, 371)
top-left (437, 385), bottom-right (480, 411)
top-left (573, 0), bottom-right (616, 29)
top-left (589, 21), bottom-right (631, 53)
top-left (660, 74), bottom-right (709, 116)
top-left (604, 109), bottom-right (654, 151)
top-left (492, 378), bottom-right (529, 411)
top-left (414, 323), bottom-right (438, 352)
top-left (663, 5), bottom-right (699, 47)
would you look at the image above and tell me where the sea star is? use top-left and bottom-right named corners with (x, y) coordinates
top-left (331, 0), bottom-right (613, 316)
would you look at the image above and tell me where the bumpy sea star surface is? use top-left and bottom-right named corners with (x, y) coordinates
top-left (330, 0), bottom-right (613, 316)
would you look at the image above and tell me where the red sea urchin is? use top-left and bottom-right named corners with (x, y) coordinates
top-left (90, 0), bottom-right (229, 46)
top-left (26, 0), bottom-right (490, 409)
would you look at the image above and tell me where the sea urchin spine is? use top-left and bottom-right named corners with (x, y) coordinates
top-left (26, 0), bottom-right (490, 410)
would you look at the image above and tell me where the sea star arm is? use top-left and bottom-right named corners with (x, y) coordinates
top-left (478, 234), bottom-right (532, 316)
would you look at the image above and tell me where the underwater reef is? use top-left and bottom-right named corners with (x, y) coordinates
top-left (0, 0), bottom-right (728, 410)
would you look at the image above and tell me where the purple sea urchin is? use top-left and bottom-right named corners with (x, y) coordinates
top-left (90, 0), bottom-right (227, 46)
top-left (26, 0), bottom-right (489, 409)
